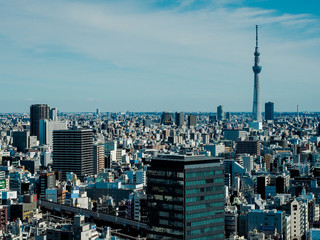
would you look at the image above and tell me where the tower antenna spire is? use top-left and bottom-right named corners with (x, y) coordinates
top-left (252, 24), bottom-right (262, 123)
top-left (256, 25), bottom-right (258, 47)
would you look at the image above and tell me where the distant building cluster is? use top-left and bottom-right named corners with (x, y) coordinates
top-left (0, 25), bottom-right (318, 240)
top-left (0, 104), bottom-right (319, 239)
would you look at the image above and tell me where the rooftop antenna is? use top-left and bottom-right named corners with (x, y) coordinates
top-left (256, 25), bottom-right (259, 47)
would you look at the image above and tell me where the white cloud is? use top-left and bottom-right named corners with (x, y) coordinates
top-left (0, 0), bottom-right (319, 112)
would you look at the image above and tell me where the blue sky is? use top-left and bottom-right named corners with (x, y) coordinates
top-left (0, 0), bottom-right (320, 113)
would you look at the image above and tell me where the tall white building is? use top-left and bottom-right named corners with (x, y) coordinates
top-left (49, 108), bottom-right (58, 121)
top-left (39, 119), bottom-right (67, 146)
top-left (291, 199), bottom-right (309, 240)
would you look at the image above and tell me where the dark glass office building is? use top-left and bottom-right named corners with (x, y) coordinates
top-left (161, 112), bottom-right (172, 125)
top-left (265, 102), bottom-right (274, 121)
top-left (175, 112), bottom-right (185, 127)
top-left (30, 104), bottom-right (50, 139)
top-left (52, 129), bottom-right (93, 179)
top-left (217, 105), bottom-right (224, 121)
top-left (147, 155), bottom-right (225, 239)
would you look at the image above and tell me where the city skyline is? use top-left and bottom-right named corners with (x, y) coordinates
top-left (1, 0), bottom-right (320, 113)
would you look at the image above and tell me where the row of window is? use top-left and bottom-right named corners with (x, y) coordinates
top-left (152, 186), bottom-right (183, 194)
top-left (186, 180), bottom-right (206, 186)
top-left (148, 170), bottom-right (184, 178)
top-left (186, 201), bottom-right (224, 211)
top-left (186, 170), bottom-right (223, 178)
top-left (204, 194), bottom-right (224, 201)
top-left (190, 217), bottom-right (224, 227)
top-left (186, 210), bottom-right (224, 220)
top-left (154, 195), bottom-right (183, 202)
top-left (149, 227), bottom-right (183, 236)
top-left (186, 178), bottom-right (224, 186)
top-left (159, 211), bottom-right (183, 219)
top-left (190, 236), bottom-right (214, 240)
top-left (149, 178), bottom-right (184, 186)
top-left (187, 225), bottom-right (224, 236)
top-left (161, 203), bottom-right (184, 211)
top-left (186, 185), bottom-right (224, 194)
top-left (186, 194), bottom-right (224, 203)
top-left (189, 233), bottom-right (224, 240)
top-left (159, 219), bottom-right (183, 227)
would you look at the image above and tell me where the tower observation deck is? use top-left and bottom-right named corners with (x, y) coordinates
top-left (252, 25), bottom-right (262, 122)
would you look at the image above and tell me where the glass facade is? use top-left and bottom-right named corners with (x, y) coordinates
top-left (185, 161), bottom-right (225, 239)
top-left (147, 155), bottom-right (225, 239)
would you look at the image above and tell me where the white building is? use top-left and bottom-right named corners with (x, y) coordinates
top-left (39, 119), bottom-right (67, 146)
top-left (291, 199), bottom-right (309, 240)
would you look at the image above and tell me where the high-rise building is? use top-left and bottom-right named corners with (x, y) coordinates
top-left (252, 25), bottom-right (262, 122)
top-left (256, 175), bottom-right (270, 199)
top-left (147, 155), bottom-right (225, 239)
top-left (93, 144), bottom-right (105, 175)
top-left (225, 209), bottom-right (238, 238)
top-left (217, 105), bottom-right (224, 121)
top-left (188, 114), bottom-right (197, 127)
top-left (291, 199), bottom-right (309, 239)
top-left (175, 112), bottom-right (184, 127)
top-left (225, 112), bottom-right (231, 121)
top-left (12, 131), bottom-right (37, 152)
top-left (39, 119), bottom-right (68, 146)
top-left (161, 112), bottom-right (172, 125)
top-left (49, 108), bottom-right (58, 121)
top-left (12, 131), bottom-right (30, 152)
top-left (265, 102), bottom-right (274, 121)
top-left (38, 171), bottom-right (56, 200)
top-left (236, 140), bottom-right (260, 156)
top-left (52, 129), bottom-right (93, 179)
top-left (30, 104), bottom-right (50, 139)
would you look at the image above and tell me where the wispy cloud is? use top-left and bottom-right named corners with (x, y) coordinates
top-left (0, 0), bottom-right (319, 112)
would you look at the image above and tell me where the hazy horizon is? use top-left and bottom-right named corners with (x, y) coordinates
top-left (1, 0), bottom-right (319, 113)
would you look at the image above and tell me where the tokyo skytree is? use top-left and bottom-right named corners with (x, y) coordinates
top-left (252, 25), bottom-right (262, 122)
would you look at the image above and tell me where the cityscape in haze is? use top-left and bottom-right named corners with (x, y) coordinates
top-left (1, 0), bottom-right (320, 240)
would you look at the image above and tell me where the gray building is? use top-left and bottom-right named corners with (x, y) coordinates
top-left (188, 114), bottom-right (197, 127)
top-left (39, 119), bottom-right (68, 146)
top-left (52, 129), bottom-right (93, 179)
top-left (93, 144), bottom-right (105, 175)
top-left (147, 155), bottom-right (225, 239)
top-left (49, 107), bottom-right (58, 121)
top-left (217, 105), bottom-right (224, 121)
